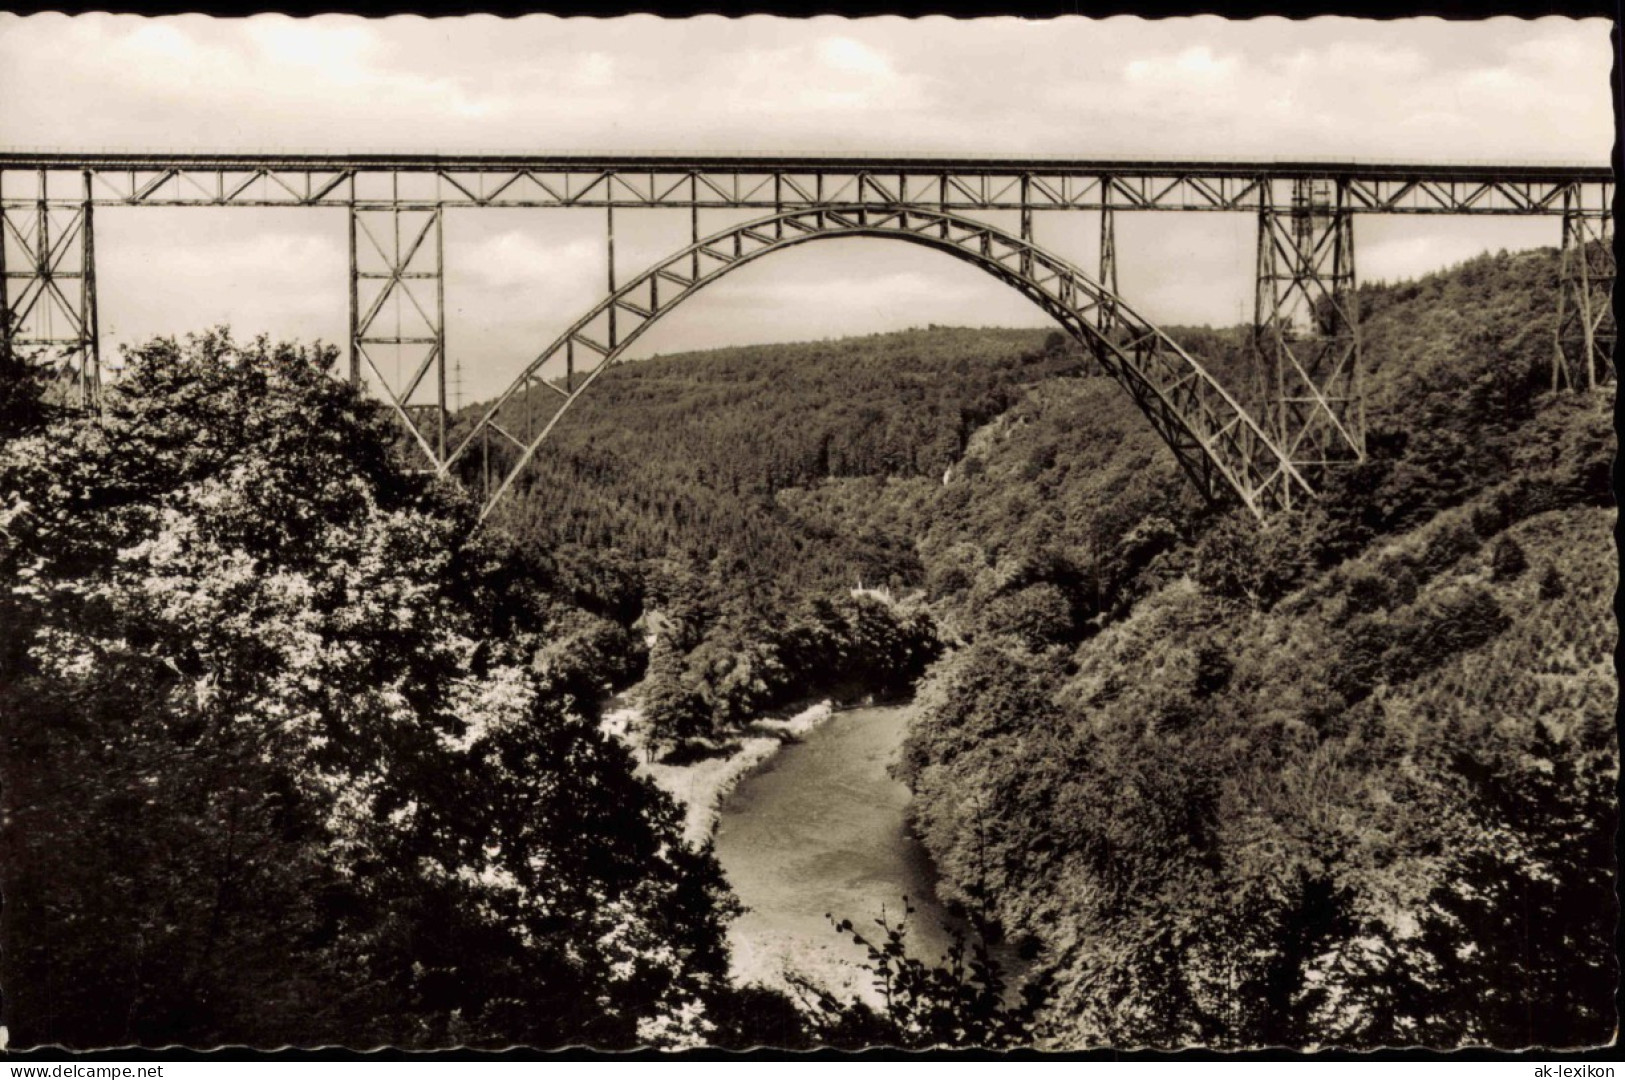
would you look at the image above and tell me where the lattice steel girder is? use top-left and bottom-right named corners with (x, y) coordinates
top-left (351, 204), bottom-right (447, 466)
top-left (1553, 184), bottom-right (1615, 392)
top-left (453, 204), bottom-right (1312, 522)
top-left (0, 168), bottom-right (99, 406)
top-left (1254, 177), bottom-right (1363, 478)
top-left (0, 154), bottom-right (1609, 215)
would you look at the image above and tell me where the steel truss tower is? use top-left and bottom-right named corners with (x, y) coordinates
top-left (0, 169), bottom-right (99, 406)
top-left (1254, 177), bottom-right (1363, 493)
top-left (1553, 184), bottom-right (1615, 391)
top-left (350, 203), bottom-right (447, 464)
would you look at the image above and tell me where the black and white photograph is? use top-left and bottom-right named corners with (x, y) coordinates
top-left (0, 6), bottom-right (1616, 1056)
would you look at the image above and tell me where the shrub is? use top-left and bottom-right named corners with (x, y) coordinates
top-left (1193, 640), bottom-right (1234, 698)
top-left (978, 582), bottom-right (1078, 649)
top-left (1489, 535), bottom-right (1528, 582)
top-left (1386, 584), bottom-right (1510, 683)
top-left (1341, 564), bottom-right (1393, 617)
top-left (1193, 514), bottom-right (1306, 610)
top-left (1417, 519), bottom-right (1481, 577)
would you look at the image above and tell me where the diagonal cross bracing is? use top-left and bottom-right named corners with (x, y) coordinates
top-left (350, 205), bottom-right (448, 464)
top-left (1253, 177), bottom-right (1364, 476)
top-left (0, 169), bottom-right (99, 407)
top-left (1553, 183), bottom-right (1615, 392)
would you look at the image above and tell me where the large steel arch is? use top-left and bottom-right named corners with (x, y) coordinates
top-left (446, 205), bottom-right (1313, 522)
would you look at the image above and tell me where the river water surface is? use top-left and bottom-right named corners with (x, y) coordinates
top-left (713, 702), bottom-right (958, 1002)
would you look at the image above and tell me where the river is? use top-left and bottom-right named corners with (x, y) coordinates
top-left (712, 702), bottom-right (959, 1004)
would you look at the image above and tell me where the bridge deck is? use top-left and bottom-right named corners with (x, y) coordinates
top-left (0, 152), bottom-right (1611, 213)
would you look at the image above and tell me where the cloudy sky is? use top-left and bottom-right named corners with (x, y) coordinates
top-left (0, 14), bottom-right (1613, 401)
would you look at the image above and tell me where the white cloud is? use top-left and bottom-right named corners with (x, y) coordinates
top-left (1125, 45), bottom-right (1239, 87)
top-left (456, 231), bottom-right (601, 294)
top-left (815, 35), bottom-right (896, 79)
top-left (121, 22), bottom-right (199, 65)
top-left (573, 52), bottom-right (617, 90)
top-left (245, 18), bottom-right (376, 72)
top-left (94, 210), bottom-right (346, 354)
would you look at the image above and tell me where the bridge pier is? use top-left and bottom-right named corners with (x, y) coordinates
top-left (607, 203), bottom-right (618, 351)
top-left (690, 174), bottom-right (701, 283)
top-left (0, 168), bottom-right (100, 407)
top-left (350, 202), bottom-right (448, 464)
top-left (1553, 183), bottom-right (1614, 391)
top-left (1020, 176), bottom-right (1034, 277)
top-left (1253, 177), bottom-right (1364, 491)
top-left (1098, 203), bottom-right (1118, 335)
top-left (346, 201), bottom-right (360, 386)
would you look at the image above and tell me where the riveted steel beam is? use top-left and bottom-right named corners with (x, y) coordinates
top-left (1099, 203), bottom-right (1119, 337)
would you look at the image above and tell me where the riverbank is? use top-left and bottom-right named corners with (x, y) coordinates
top-left (602, 699), bottom-right (839, 846)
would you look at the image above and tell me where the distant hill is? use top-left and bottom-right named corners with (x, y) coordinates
top-left (475, 326), bottom-right (1086, 601)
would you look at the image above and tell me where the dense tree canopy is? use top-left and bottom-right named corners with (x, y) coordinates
top-left (0, 333), bottom-right (738, 1049)
top-left (887, 249), bottom-right (1617, 1048)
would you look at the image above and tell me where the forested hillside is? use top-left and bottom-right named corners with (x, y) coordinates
top-left (470, 327), bottom-right (1087, 744)
top-left (470, 243), bottom-right (1614, 1047)
top-left (459, 316), bottom-right (1275, 747)
top-left (891, 247), bottom-right (1617, 1048)
top-left (482, 326), bottom-right (1082, 593)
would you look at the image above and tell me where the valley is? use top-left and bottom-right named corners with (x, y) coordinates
top-left (4, 242), bottom-right (1612, 1050)
top-left (485, 243), bottom-right (1616, 1047)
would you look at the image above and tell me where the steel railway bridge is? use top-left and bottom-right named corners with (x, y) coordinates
top-left (0, 152), bottom-right (1613, 519)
